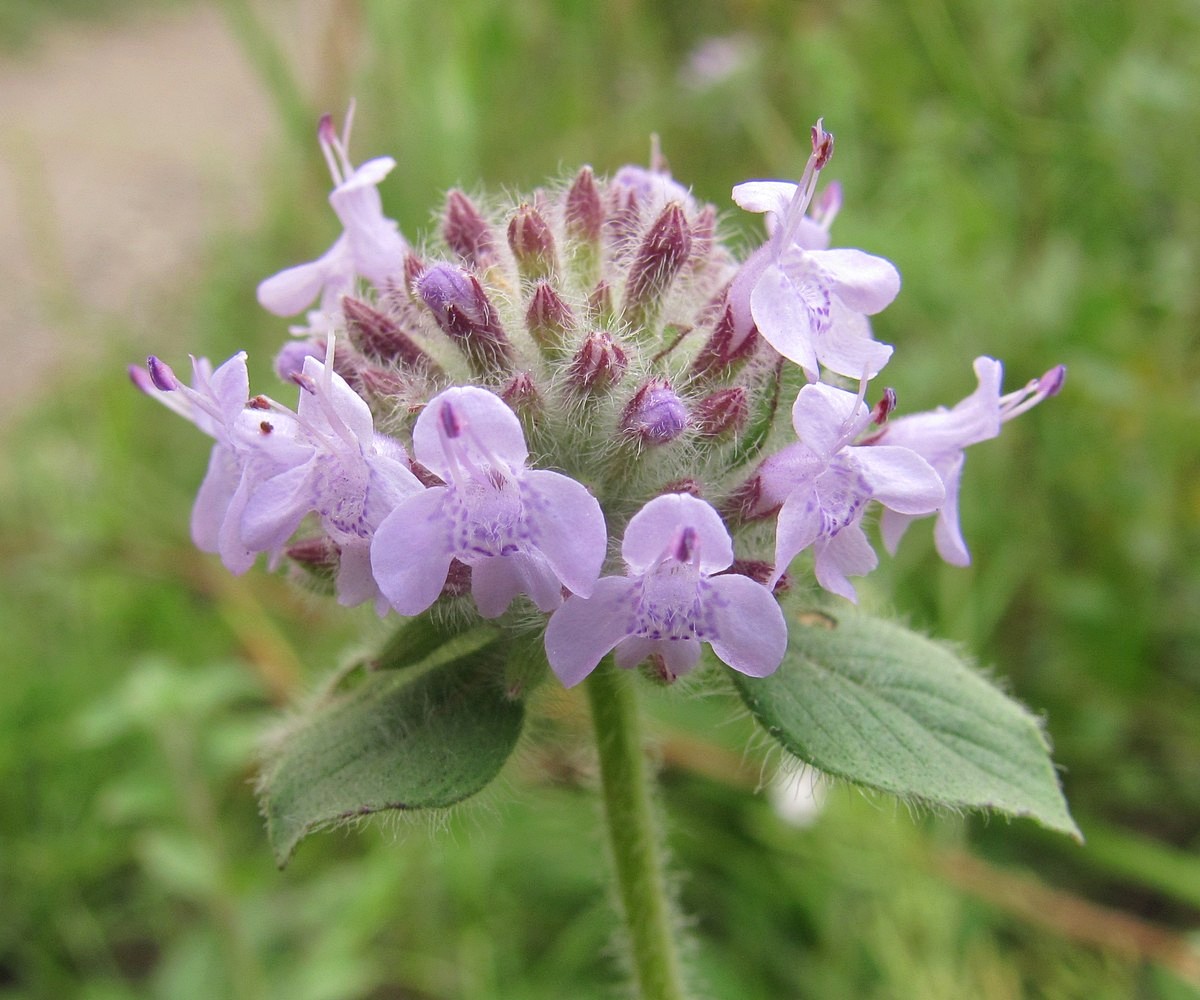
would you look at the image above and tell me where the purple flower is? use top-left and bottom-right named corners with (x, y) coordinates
top-left (544, 493), bottom-right (788, 687)
top-left (370, 386), bottom-right (607, 618)
top-left (256, 106), bottom-right (407, 325)
top-left (239, 338), bottom-right (424, 613)
top-left (728, 121), bottom-right (897, 381)
top-left (133, 351), bottom-right (265, 573)
top-left (763, 382), bottom-right (944, 601)
top-left (870, 357), bottom-right (1066, 566)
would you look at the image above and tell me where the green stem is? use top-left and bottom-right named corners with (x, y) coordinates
top-left (585, 663), bottom-right (689, 1000)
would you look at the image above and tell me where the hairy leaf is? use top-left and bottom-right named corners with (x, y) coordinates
top-left (262, 644), bottom-right (523, 865)
top-left (733, 609), bottom-right (1080, 839)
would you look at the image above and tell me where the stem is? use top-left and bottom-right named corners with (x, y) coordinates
top-left (585, 663), bottom-right (689, 1000)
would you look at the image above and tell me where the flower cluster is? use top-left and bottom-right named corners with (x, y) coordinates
top-left (133, 113), bottom-right (1062, 688)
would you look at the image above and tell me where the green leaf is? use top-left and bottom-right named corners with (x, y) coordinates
top-left (732, 609), bottom-right (1080, 840)
top-left (262, 644), bottom-right (524, 865)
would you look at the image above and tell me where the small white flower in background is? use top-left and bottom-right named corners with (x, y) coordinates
top-left (768, 767), bottom-right (829, 829)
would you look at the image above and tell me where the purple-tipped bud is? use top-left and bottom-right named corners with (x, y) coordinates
top-left (691, 305), bottom-right (758, 379)
top-left (694, 386), bottom-right (748, 437)
top-left (403, 252), bottom-right (426, 292)
top-left (417, 262), bottom-right (511, 373)
top-left (621, 202), bottom-right (691, 326)
top-left (146, 356), bottom-right (178, 392)
top-left (443, 189), bottom-right (497, 268)
top-left (501, 370), bottom-right (540, 415)
top-left (621, 378), bottom-right (689, 445)
top-left (342, 296), bottom-right (439, 373)
top-left (587, 280), bottom-right (614, 323)
top-left (718, 559), bottom-right (791, 594)
top-left (657, 478), bottom-right (703, 498)
top-left (565, 165), bottom-right (604, 244)
top-left (871, 387), bottom-right (897, 425)
top-left (507, 203), bottom-right (558, 280)
top-left (274, 339), bottom-right (324, 383)
top-left (568, 331), bottom-right (628, 393)
top-left (287, 535), bottom-right (341, 570)
top-left (688, 204), bottom-right (716, 270)
top-left (724, 473), bottom-right (774, 524)
top-left (526, 281), bottom-right (576, 352)
top-left (356, 365), bottom-right (407, 399)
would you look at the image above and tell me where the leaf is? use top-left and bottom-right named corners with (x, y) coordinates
top-left (262, 644), bottom-right (524, 865)
top-left (732, 609), bottom-right (1080, 839)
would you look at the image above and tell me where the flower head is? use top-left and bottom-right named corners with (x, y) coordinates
top-left (871, 357), bottom-right (1066, 565)
top-left (728, 120), bottom-right (898, 381)
top-left (370, 386), bottom-right (607, 618)
top-left (256, 105), bottom-right (407, 328)
top-left (545, 493), bottom-right (787, 686)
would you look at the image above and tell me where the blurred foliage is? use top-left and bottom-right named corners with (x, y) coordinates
top-left (2, 0), bottom-right (1199, 996)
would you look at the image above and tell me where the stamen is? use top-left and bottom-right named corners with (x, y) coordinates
top-left (872, 387), bottom-right (897, 425)
top-left (673, 526), bottom-right (697, 563)
top-left (1000, 365), bottom-right (1067, 422)
top-left (440, 401), bottom-right (463, 439)
top-left (778, 117), bottom-right (835, 248)
top-left (147, 356), bottom-right (178, 392)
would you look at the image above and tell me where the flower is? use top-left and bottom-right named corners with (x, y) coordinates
top-left (761, 382), bottom-right (944, 601)
top-left (132, 350), bottom-right (266, 574)
top-left (728, 121), bottom-right (898, 381)
top-left (871, 357), bottom-right (1066, 565)
top-left (370, 386), bottom-right (607, 618)
top-left (239, 338), bottom-right (424, 613)
top-left (256, 105), bottom-right (407, 327)
top-left (544, 493), bottom-right (788, 687)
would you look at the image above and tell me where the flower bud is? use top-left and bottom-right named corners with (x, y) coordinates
top-left (403, 252), bottom-right (426, 292)
top-left (688, 204), bottom-right (716, 271)
top-left (501, 370), bottom-right (541, 416)
top-left (442, 189), bottom-right (497, 268)
top-left (568, 331), bottom-right (628, 393)
top-left (620, 378), bottom-right (688, 444)
top-left (342, 296), bottom-right (440, 373)
top-left (274, 339), bottom-right (324, 382)
top-left (621, 202), bottom-right (691, 329)
top-left (287, 536), bottom-right (340, 588)
top-left (507, 203), bottom-right (558, 280)
top-left (417, 262), bottom-right (512, 374)
top-left (694, 386), bottom-right (748, 437)
top-left (691, 304), bottom-right (757, 380)
top-left (564, 165), bottom-right (604, 245)
top-left (587, 280), bottom-right (614, 325)
top-left (526, 281), bottom-right (576, 354)
top-left (718, 559), bottom-right (792, 594)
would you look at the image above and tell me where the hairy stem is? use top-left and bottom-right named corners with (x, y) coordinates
top-left (585, 662), bottom-right (689, 1000)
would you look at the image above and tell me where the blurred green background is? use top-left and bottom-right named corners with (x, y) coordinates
top-left (2, 0), bottom-right (1198, 997)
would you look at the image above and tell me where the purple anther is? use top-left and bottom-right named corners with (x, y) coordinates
top-left (147, 356), bottom-right (178, 392)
